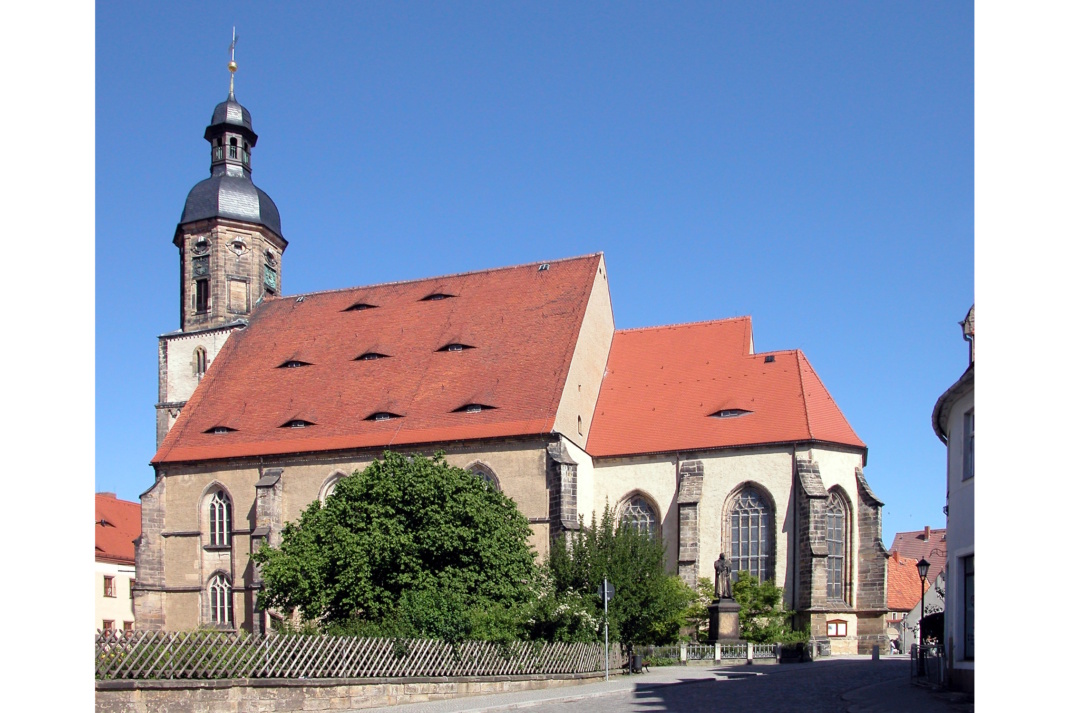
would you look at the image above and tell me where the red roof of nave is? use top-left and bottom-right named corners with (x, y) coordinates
top-left (584, 317), bottom-right (865, 457)
top-left (95, 493), bottom-right (141, 565)
top-left (152, 254), bottom-right (604, 464)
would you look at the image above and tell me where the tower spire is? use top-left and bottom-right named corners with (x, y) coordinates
top-left (227, 27), bottom-right (239, 98)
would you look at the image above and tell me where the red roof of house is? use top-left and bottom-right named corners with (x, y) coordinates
top-left (889, 526), bottom-right (947, 584)
top-left (585, 318), bottom-right (865, 457)
top-left (95, 493), bottom-right (140, 565)
top-left (153, 255), bottom-right (602, 464)
top-left (887, 550), bottom-right (930, 611)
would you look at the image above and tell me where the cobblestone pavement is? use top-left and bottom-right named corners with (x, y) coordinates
top-left (358, 657), bottom-right (974, 713)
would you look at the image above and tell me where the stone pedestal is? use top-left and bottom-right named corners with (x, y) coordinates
top-left (708, 598), bottom-right (741, 642)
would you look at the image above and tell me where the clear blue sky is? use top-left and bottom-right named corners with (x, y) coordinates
top-left (95, 1), bottom-right (973, 547)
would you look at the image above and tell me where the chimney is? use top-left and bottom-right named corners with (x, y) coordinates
top-left (923, 525), bottom-right (931, 542)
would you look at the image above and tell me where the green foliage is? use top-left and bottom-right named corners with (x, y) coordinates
top-left (730, 572), bottom-right (808, 644)
top-left (546, 505), bottom-right (695, 648)
top-left (253, 451), bottom-right (537, 644)
top-left (683, 577), bottom-right (718, 642)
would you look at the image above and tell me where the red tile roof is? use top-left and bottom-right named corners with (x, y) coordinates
top-left (889, 527), bottom-right (947, 584)
top-left (887, 550), bottom-right (930, 611)
top-left (95, 493), bottom-right (141, 565)
top-left (153, 255), bottom-right (603, 464)
top-left (584, 318), bottom-right (865, 457)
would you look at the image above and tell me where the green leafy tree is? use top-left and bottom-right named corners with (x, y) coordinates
top-left (546, 505), bottom-right (694, 649)
top-left (683, 577), bottom-right (718, 642)
top-left (252, 451), bottom-right (537, 643)
top-left (731, 572), bottom-right (808, 644)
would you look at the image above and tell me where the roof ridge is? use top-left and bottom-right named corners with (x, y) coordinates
top-left (615, 315), bottom-right (752, 334)
top-left (276, 253), bottom-right (605, 301)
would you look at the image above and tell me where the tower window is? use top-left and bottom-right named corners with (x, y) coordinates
top-left (229, 137), bottom-right (238, 159)
top-left (195, 279), bottom-right (210, 313)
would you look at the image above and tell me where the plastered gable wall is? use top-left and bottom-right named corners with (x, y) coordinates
top-left (552, 255), bottom-right (614, 449)
top-left (588, 455), bottom-right (681, 572)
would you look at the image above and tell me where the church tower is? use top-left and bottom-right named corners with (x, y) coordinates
top-left (155, 47), bottom-right (287, 446)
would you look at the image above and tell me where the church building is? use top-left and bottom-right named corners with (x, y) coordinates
top-left (135, 70), bottom-right (889, 655)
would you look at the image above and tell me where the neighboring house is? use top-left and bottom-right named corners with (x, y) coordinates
top-left (96, 493), bottom-right (141, 632)
top-left (932, 305), bottom-right (975, 694)
top-left (135, 71), bottom-right (889, 654)
top-left (885, 551), bottom-right (930, 650)
top-left (889, 526), bottom-right (947, 586)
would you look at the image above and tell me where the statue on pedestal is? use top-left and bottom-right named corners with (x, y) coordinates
top-left (714, 552), bottom-right (733, 599)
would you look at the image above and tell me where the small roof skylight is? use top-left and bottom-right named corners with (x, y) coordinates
top-left (354, 352), bottom-right (389, 361)
top-left (365, 412), bottom-right (402, 421)
top-left (421, 293), bottom-right (454, 301)
top-left (281, 419), bottom-right (314, 429)
top-left (453, 404), bottom-right (497, 413)
top-left (205, 426), bottom-right (237, 434)
top-left (278, 360), bottom-right (312, 368)
top-left (438, 343), bottom-right (474, 352)
top-left (344, 302), bottom-right (377, 312)
top-left (709, 409), bottom-right (753, 419)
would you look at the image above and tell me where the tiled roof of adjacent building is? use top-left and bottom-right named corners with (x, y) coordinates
top-left (584, 317), bottom-right (865, 457)
top-left (889, 526), bottom-right (947, 584)
top-left (887, 550), bottom-right (930, 611)
top-left (95, 493), bottom-right (141, 565)
top-left (152, 254), bottom-right (603, 464)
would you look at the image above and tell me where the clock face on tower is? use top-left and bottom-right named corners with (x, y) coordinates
top-left (264, 265), bottom-right (278, 293)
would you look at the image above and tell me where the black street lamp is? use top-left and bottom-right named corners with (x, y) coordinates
top-left (916, 558), bottom-right (930, 675)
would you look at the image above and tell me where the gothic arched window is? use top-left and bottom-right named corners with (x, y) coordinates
top-left (194, 346), bottom-right (208, 378)
top-left (620, 494), bottom-right (658, 538)
top-left (826, 490), bottom-right (850, 602)
top-left (208, 490), bottom-right (231, 547)
top-left (207, 573), bottom-right (232, 626)
top-left (726, 486), bottom-right (773, 582)
top-left (466, 463), bottom-right (501, 491)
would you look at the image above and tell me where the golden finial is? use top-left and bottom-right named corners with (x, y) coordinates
top-left (228, 27), bottom-right (239, 96)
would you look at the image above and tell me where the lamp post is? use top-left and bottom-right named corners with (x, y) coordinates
top-left (916, 558), bottom-right (930, 675)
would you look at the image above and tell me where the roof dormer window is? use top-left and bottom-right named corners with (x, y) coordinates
top-left (205, 426), bottom-right (236, 434)
top-left (439, 343), bottom-right (474, 353)
top-left (709, 409), bottom-right (752, 419)
top-left (354, 352), bottom-right (389, 361)
top-left (421, 293), bottom-right (454, 301)
top-left (279, 360), bottom-right (311, 368)
top-left (454, 404), bottom-right (496, 413)
top-left (366, 412), bottom-right (402, 421)
top-left (344, 302), bottom-right (377, 312)
top-left (281, 419), bottom-right (313, 429)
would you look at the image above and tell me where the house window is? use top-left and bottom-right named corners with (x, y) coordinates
top-left (194, 347), bottom-right (208, 378)
top-left (621, 494), bottom-right (658, 538)
top-left (963, 409), bottom-right (974, 480)
top-left (726, 486), bottom-right (773, 582)
top-left (208, 490), bottom-right (231, 547)
top-left (963, 555), bottom-right (974, 660)
top-left (104, 576), bottom-right (116, 598)
top-left (826, 490), bottom-right (849, 602)
top-left (129, 579), bottom-right (136, 599)
top-left (102, 620), bottom-right (115, 632)
top-left (123, 621), bottom-right (134, 633)
top-left (195, 278), bottom-right (210, 313)
top-left (827, 619), bottom-right (848, 637)
top-left (208, 574), bottom-right (232, 626)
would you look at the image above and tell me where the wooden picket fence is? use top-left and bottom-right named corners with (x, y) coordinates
top-left (95, 630), bottom-right (623, 680)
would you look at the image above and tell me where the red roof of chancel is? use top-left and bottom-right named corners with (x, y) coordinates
top-left (152, 255), bottom-right (603, 464)
top-left (95, 493), bottom-right (141, 565)
top-left (585, 318), bottom-right (865, 458)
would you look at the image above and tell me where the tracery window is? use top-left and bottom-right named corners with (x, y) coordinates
top-left (826, 490), bottom-right (849, 602)
top-left (467, 463), bottom-right (501, 491)
top-left (208, 490), bottom-right (231, 547)
top-left (726, 486), bottom-right (773, 582)
top-left (208, 573), bottom-right (232, 626)
top-left (621, 494), bottom-right (658, 538)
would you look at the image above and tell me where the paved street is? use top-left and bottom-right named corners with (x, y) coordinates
top-left (360, 656), bottom-right (973, 713)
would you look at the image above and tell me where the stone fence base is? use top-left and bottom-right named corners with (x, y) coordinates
top-left (96, 671), bottom-right (608, 713)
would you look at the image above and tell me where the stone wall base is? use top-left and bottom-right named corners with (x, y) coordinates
top-left (96, 672), bottom-right (608, 712)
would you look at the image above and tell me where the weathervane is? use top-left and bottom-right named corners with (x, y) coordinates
top-left (228, 27), bottom-right (239, 96)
